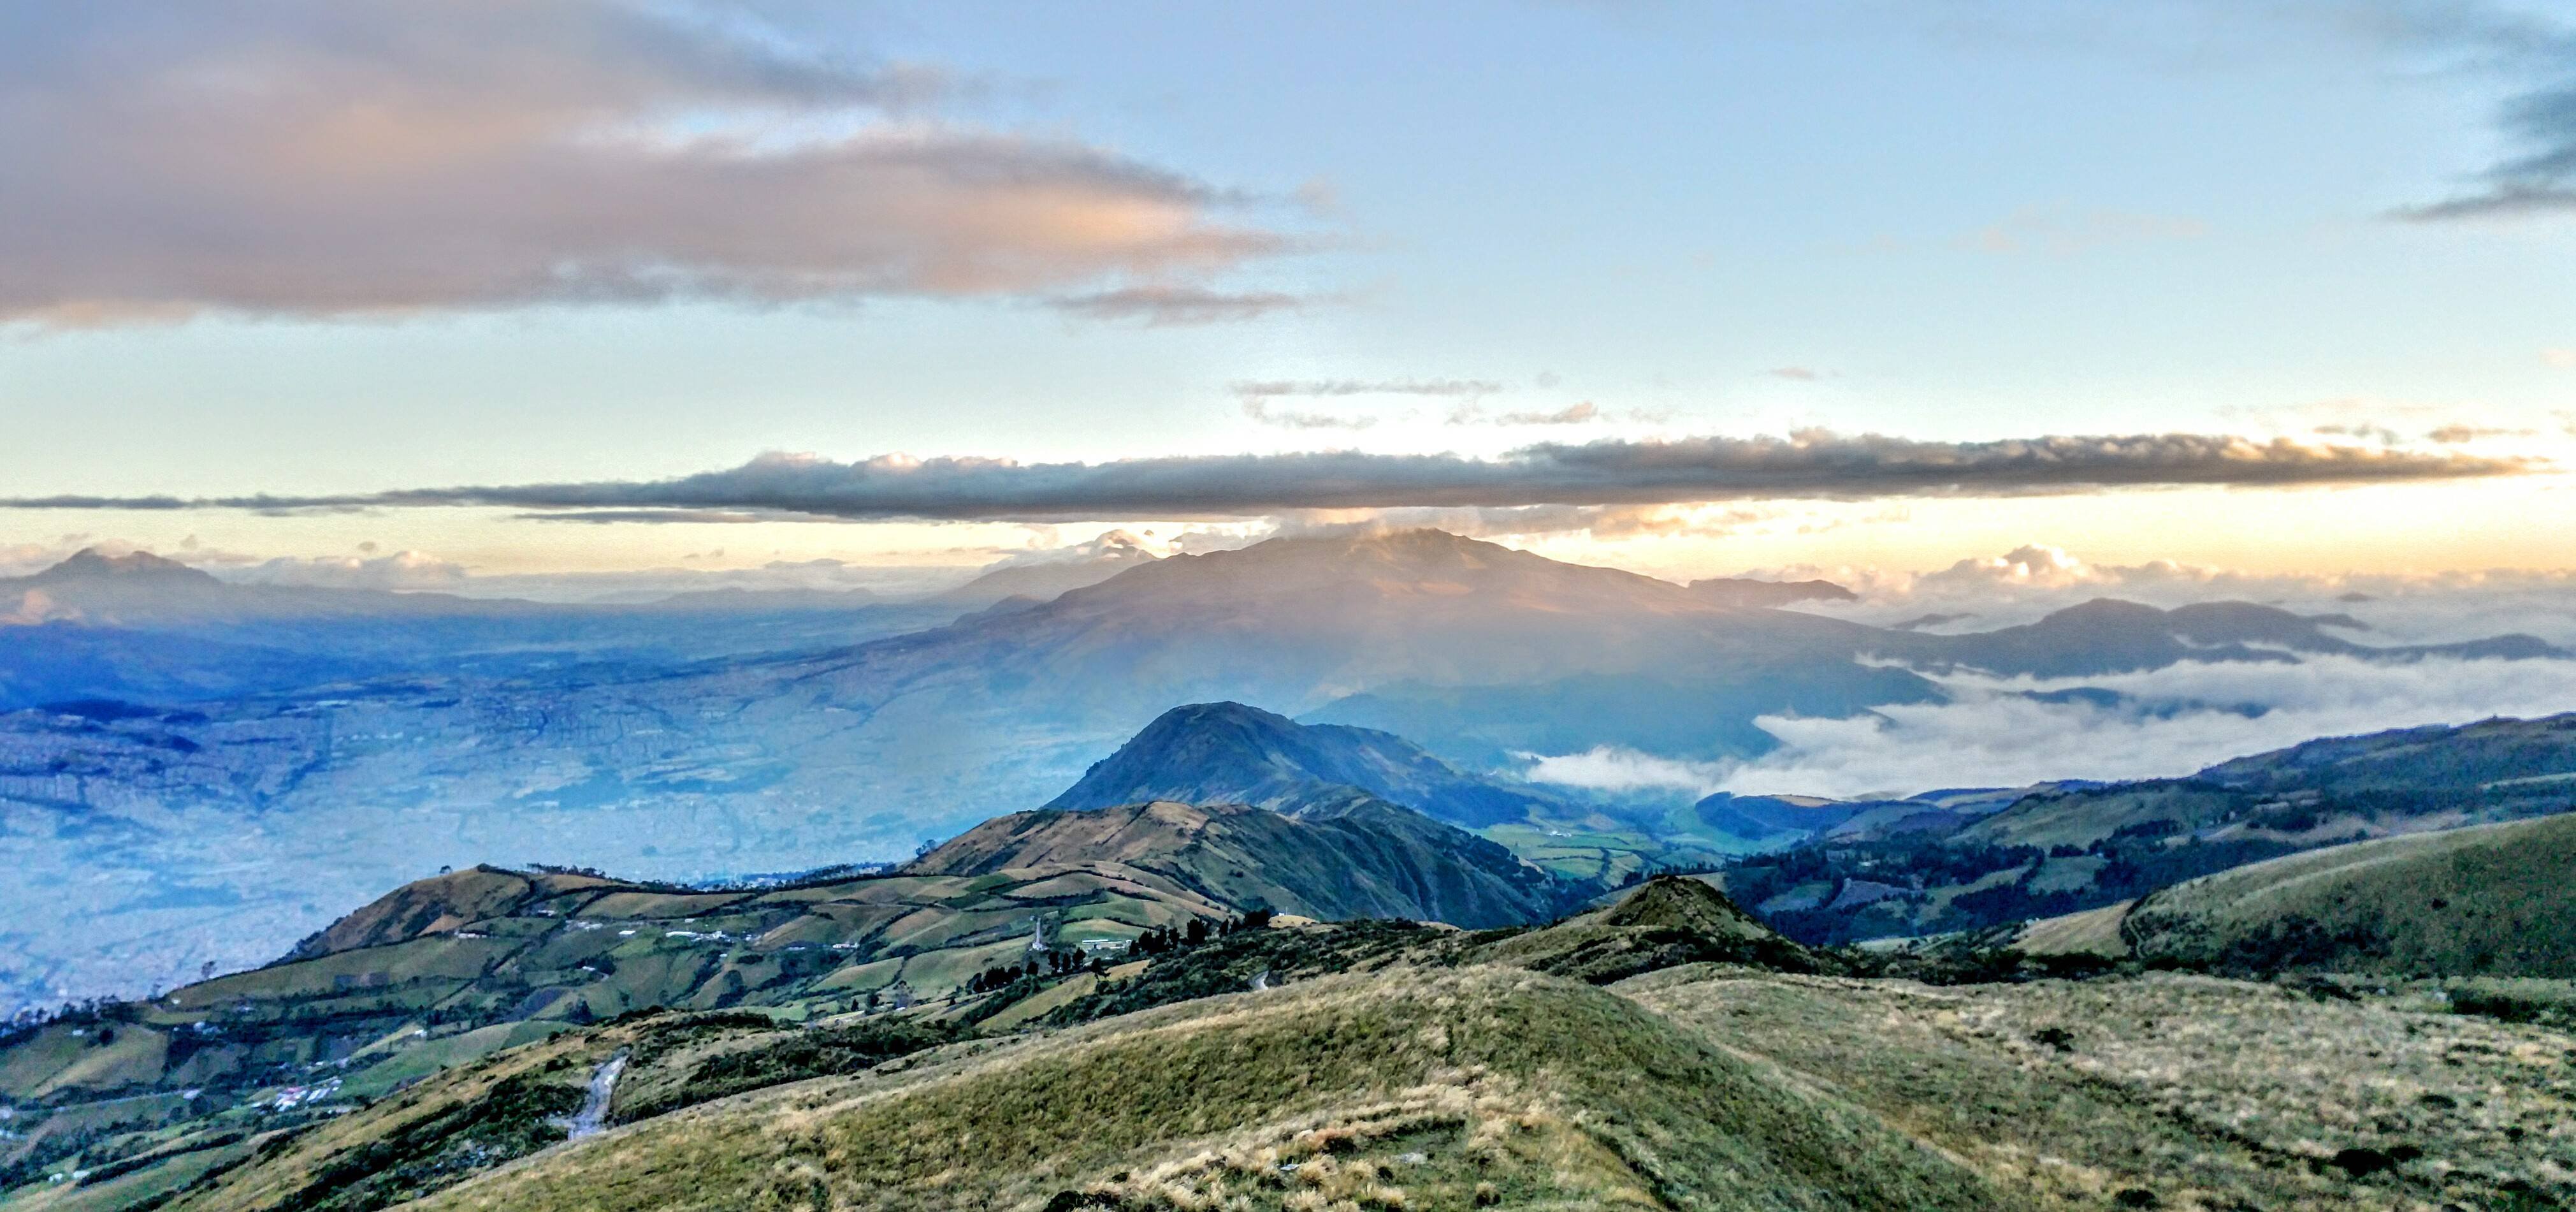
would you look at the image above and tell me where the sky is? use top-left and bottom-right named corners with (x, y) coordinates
top-left (4, 0), bottom-right (2574, 588)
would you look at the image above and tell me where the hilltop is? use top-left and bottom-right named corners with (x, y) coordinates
top-left (1042, 700), bottom-right (1569, 828)
top-left (1475, 875), bottom-right (1837, 984)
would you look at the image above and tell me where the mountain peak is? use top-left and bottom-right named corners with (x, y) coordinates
top-left (30, 548), bottom-right (217, 584)
top-left (1045, 700), bottom-right (1567, 828)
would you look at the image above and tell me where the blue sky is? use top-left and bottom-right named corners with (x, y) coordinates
top-left (3, 1), bottom-right (2572, 581)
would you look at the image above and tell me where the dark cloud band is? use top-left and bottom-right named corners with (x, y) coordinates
top-left (1, 431), bottom-right (2530, 523)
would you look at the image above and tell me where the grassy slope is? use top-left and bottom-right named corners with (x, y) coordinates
top-left (154, 1028), bottom-right (618, 1212)
top-left (416, 968), bottom-right (2000, 1212)
top-left (0, 863), bottom-right (1226, 1104)
top-left (909, 798), bottom-right (1574, 929)
top-left (1623, 967), bottom-right (2575, 1211)
top-left (2123, 812), bottom-right (2576, 978)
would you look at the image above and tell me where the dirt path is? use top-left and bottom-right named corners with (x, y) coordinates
top-left (566, 1050), bottom-right (629, 1141)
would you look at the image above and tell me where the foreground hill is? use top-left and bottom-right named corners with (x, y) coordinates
top-left (1041, 700), bottom-right (1572, 828)
top-left (407, 967), bottom-right (2004, 1212)
top-left (15, 866), bottom-right (2575, 1211)
top-left (911, 796), bottom-right (1577, 928)
top-left (2122, 812), bottom-right (2576, 978)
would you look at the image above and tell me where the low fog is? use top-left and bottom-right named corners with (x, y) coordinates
top-left (1528, 651), bottom-right (2576, 802)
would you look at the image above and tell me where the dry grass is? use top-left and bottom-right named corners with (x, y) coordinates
top-left (1623, 966), bottom-right (2576, 1210)
top-left (413, 967), bottom-right (2001, 1211)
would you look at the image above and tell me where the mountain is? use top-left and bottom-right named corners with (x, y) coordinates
top-left (0, 547), bottom-right (533, 626)
top-left (909, 796), bottom-right (1576, 928)
top-left (2122, 812), bottom-right (2576, 979)
top-left (1962, 712), bottom-right (2576, 849)
top-left (8, 529), bottom-right (2568, 1011)
top-left (1042, 700), bottom-right (1571, 828)
top-left (1890, 597), bottom-right (2563, 677)
top-left (1691, 791), bottom-right (1890, 840)
top-left (926, 532), bottom-right (1161, 610)
top-left (1731, 712), bottom-right (2576, 947)
top-left (0, 548), bottom-right (950, 713)
top-left (2196, 712), bottom-right (2576, 796)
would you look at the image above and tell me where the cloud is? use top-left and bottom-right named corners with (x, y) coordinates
top-left (0, 2), bottom-right (1303, 327)
top-left (1231, 378), bottom-right (1498, 428)
top-left (1753, 544), bottom-right (2576, 649)
top-left (1485, 402), bottom-right (1603, 426)
top-left (981, 528), bottom-right (1166, 569)
top-left (1521, 747), bottom-right (1734, 796)
top-left (2312, 422), bottom-right (2403, 445)
top-left (1241, 400), bottom-right (1378, 430)
top-left (1, 431), bottom-right (2531, 523)
top-left (1767, 367), bottom-right (1823, 381)
top-left (2387, 11), bottom-right (2576, 221)
top-left (517, 509), bottom-right (776, 525)
top-left (1712, 653), bottom-right (2576, 799)
top-left (2422, 424), bottom-right (2531, 443)
top-left (1967, 205), bottom-right (2208, 254)
top-left (1049, 286), bottom-right (1310, 326)
top-left (231, 550), bottom-right (470, 591)
top-left (1232, 379), bottom-right (1502, 400)
top-left (1257, 503), bottom-right (1781, 544)
top-left (2546, 348), bottom-right (2576, 368)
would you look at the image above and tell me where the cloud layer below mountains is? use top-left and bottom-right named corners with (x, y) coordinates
top-left (1526, 652), bottom-right (2576, 803)
top-left (2, 431), bottom-right (2528, 522)
top-left (1777, 544), bottom-right (2576, 648)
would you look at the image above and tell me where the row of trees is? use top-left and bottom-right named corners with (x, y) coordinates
top-left (964, 946), bottom-right (1101, 994)
top-left (1132, 909), bottom-right (1273, 956)
top-left (964, 909), bottom-right (1279, 992)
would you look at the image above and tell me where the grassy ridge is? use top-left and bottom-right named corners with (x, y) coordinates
top-left (414, 968), bottom-right (2001, 1212)
top-left (2124, 812), bottom-right (2576, 978)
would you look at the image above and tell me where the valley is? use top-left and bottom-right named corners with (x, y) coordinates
top-left (11, 530), bottom-right (2568, 1011)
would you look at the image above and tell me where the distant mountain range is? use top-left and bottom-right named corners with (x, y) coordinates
top-left (1, 529), bottom-right (2567, 1011)
top-left (1885, 597), bottom-right (2559, 677)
